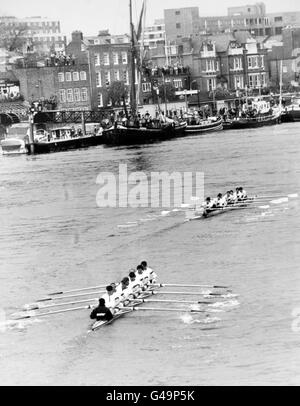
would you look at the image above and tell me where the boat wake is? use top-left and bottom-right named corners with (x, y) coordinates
top-left (0, 318), bottom-right (42, 332)
top-left (208, 299), bottom-right (240, 309)
top-left (181, 314), bottom-right (221, 325)
top-left (117, 208), bottom-right (185, 229)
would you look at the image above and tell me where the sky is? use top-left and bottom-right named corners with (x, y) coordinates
top-left (0, 0), bottom-right (299, 38)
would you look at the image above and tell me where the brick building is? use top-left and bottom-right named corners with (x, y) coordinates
top-left (13, 61), bottom-right (92, 110)
top-left (67, 31), bottom-right (131, 110)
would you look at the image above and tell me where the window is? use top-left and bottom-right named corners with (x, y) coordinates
top-left (234, 76), bottom-right (244, 89)
top-left (233, 57), bottom-right (242, 70)
top-left (74, 88), bottom-right (81, 102)
top-left (67, 89), bottom-right (74, 102)
top-left (98, 92), bottom-right (103, 107)
top-left (95, 53), bottom-right (100, 66)
top-left (275, 27), bottom-right (282, 35)
top-left (72, 72), bottom-right (79, 81)
top-left (59, 89), bottom-right (66, 103)
top-left (207, 78), bottom-right (216, 91)
top-left (121, 52), bottom-right (128, 65)
top-left (96, 72), bottom-right (102, 87)
top-left (65, 72), bottom-right (72, 81)
top-left (206, 60), bottom-right (214, 72)
top-left (81, 88), bottom-right (88, 101)
top-left (173, 79), bottom-right (182, 89)
top-left (104, 71), bottom-right (111, 85)
top-left (176, 23), bottom-right (181, 29)
top-left (58, 72), bottom-right (64, 82)
top-left (274, 16), bottom-right (283, 22)
top-left (113, 52), bottom-right (119, 65)
top-left (248, 74), bottom-right (265, 88)
top-left (142, 82), bottom-right (151, 92)
top-left (114, 70), bottom-right (120, 81)
top-left (103, 52), bottom-right (110, 65)
top-left (123, 70), bottom-right (129, 85)
top-left (80, 71), bottom-right (87, 81)
top-left (248, 56), bottom-right (258, 69)
top-left (175, 11), bottom-right (180, 15)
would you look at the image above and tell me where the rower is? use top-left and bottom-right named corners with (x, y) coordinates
top-left (239, 187), bottom-right (248, 200)
top-left (225, 191), bottom-right (231, 204)
top-left (90, 298), bottom-right (113, 322)
top-left (233, 188), bottom-right (239, 202)
top-left (128, 271), bottom-right (142, 298)
top-left (118, 277), bottom-right (132, 305)
top-left (216, 193), bottom-right (227, 208)
top-left (101, 285), bottom-right (119, 314)
top-left (141, 261), bottom-right (157, 284)
top-left (203, 197), bottom-right (213, 209)
top-left (135, 265), bottom-right (147, 290)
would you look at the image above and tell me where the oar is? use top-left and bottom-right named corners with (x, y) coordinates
top-left (23, 298), bottom-right (99, 311)
top-left (13, 306), bottom-right (92, 321)
top-left (154, 283), bottom-right (230, 289)
top-left (255, 193), bottom-right (298, 200)
top-left (155, 291), bottom-right (225, 297)
top-left (133, 298), bottom-right (215, 305)
top-left (35, 290), bottom-right (105, 303)
top-left (48, 285), bottom-right (108, 296)
top-left (122, 306), bottom-right (211, 314)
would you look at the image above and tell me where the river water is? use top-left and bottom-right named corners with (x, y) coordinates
top-left (0, 123), bottom-right (300, 386)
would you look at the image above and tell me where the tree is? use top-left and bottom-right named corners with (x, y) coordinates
top-left (157, 82), bottom-right (177, 102)
top-left (107, 81), bottom-right (129, 107)
top-left (0, 23), bottom-right (28, 53)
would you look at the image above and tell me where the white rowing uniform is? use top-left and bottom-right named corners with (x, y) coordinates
top-left (146, 267), bottom-right (157, 284)
top-left (128, 279), bottom-right (143, 298)
top-left (135, 271), bottom-right (147, 290)
top-left (211, 198), bottom-right (218, 208)
top-left (237, 190), bottom-right (247, 200)
top-left (101, 291), bottom-right (121, 314)
top-left (232, 192), bottom-right (238, 202)
top-left (240, 189), bottom-right (247, 199)
top-left (203, 200), bottom-right (213, 210)
top-left (217, 196), bottom-right (227, 207)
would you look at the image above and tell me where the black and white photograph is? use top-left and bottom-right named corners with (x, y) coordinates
top-left (0, 0), bottom-right (300, 389)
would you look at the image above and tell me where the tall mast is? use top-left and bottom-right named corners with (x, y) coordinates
top-left (129, 0), bottom-right (137, 114)
top-left (279, 60), bottom-right (283, 109)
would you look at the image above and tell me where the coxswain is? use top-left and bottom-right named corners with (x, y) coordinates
top-left (141, 261), bottom-right (157, 284)
top-left (90, 298), bottom-right (114, 322)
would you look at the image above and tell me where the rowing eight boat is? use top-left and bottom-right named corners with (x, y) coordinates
top-left (91, 287), bottom-right (158, 331)
top-left (187, 198), bottom-right (254, 221)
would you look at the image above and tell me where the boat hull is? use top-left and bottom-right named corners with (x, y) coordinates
top-left (223, 113), bottom-right (281, 129)
top-left (1, 139), bottom-right (27, 155)
top-left (91, 288), bottom-right (156, 331)
top-left (102, 123), bottom-right (187, 145)
top-left (281, 109), bottom-right (300, 122)
top-left (26, 134), bottom-right (104, 155)
top-left (188, 198), bottom-right (253, 221)
top-left (185, 118), bottom-right (223, 134)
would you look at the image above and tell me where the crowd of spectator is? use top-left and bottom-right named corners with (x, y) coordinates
top-left (143, 63), bottom-right (191, 78)
top-left (46, 52), bottom-right (75, 67)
